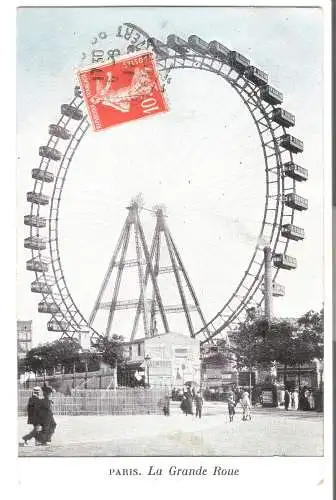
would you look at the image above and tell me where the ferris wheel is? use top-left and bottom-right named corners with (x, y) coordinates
top-left (24, 23), bottom-right (308, 345)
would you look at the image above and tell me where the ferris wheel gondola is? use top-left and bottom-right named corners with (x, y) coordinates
top-left (24, 23), bottom-right (308, 344)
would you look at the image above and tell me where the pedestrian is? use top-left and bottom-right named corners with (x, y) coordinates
top-left (38, 385), bottom-right (57, 445)
top-left (308, 391), bottom-right (315, 410)
top-left (163, 394), bottom-right (170, 416)
top-left (303, 389), bottom-right (310, 411)
top-left (227, 394), bottom-right (236, 422)
top-left (284, 389), bottom-right (290, 411)
top-left (234, 387), bottom-right (242, 404)
top-left (240, 391), bottom-right (251, 421)
top-left (185, 390), bottom-right (193, 416)
top-left (291, 391), bottom-right (295, 409)
top-left (20, 386), bottom-right (43, 446)
top-left (194, 391), bottom-right (203, 419)
top-left (180, 390), bottom-right (193, 416)
top-left (180, 392), bottom-right (188, 415)
top-left (292, 390), bottom-right (299, 410)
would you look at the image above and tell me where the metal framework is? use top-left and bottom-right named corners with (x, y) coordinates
top-left (24, 23), bottom-right (307, 344)
top-left (87, 203), bottom-right (213, 342)
top-left (129, 207), bottom-right (214, 342)
top-left (88, 200), bottom-right (169, 339)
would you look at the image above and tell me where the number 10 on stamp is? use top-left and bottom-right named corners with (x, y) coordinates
top-left (77, 51), bottom-right (169, 131)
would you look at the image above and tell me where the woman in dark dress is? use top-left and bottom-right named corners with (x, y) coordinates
top-left (284, 389), bottom-right (290, 411)
top-left (38, 385), bottom-right (57, 445)
top-left (21, 387), bottom-right (43, 446)
top-left (180, 390), bottom-right (193, 415)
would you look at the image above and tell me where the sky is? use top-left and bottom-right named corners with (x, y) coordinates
top-left (16, 6), bottom-right (324, 346)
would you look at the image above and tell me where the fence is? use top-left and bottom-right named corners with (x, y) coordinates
top-left (19, 371), bottom-right (116, 392)
top-left (18, 387), bottom-right (170, 416)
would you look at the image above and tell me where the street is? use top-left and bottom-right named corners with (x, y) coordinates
top-left (18, 402), bottom-right (323, 457)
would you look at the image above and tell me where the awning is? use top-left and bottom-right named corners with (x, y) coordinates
top-left (125, 360), bottom-right (145, 370)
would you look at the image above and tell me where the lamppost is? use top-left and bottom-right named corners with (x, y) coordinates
top-left (181, 364), bottom-right (186, 387)
top-left (79, 348), bottom-right (89, 389)
top-left (79, 331), bottom-right (92, 389)
top-left (144, 354), bottom-right (151, 387)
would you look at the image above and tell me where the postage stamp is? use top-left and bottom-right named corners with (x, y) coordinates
top-left (77, 51), bottom-right (168, 131)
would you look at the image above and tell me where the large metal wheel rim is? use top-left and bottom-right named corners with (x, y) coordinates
top-left (27, 30), bottom-right (298, 344)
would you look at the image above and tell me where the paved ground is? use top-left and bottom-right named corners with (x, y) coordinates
top-left (18, 403), bottom-right (323, 457)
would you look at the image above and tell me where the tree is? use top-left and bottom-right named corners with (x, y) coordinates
top-left (292, 308), bottom-right (324, 389)
top-left (22, 334), bottom-right (126, 377)
top-left (93, 334), bottom-right (125, 368)
top-left (229, 319), bottom-right (267, 395)
top-left (296, 308), bottom-right (324, 361)
top-left (230, 321), bottom-right (260, 371)
top-left (230, 318), bottom-right (299, 387)
top-left (24, 339), bottom-right (82, 375)
top-left (262, 319), bottom-right (297, 387)
top-left (227, 308), bottom-right (324, 391)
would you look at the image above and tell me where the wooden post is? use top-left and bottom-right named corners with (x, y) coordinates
top-left (85, 358), bottom-right (88, 389)
top-left (249, 368), bottom-right (252, 404)
top-left (73, 361), bottom-right (76, 389)
top-left (284, 363), bottom-right (287, 390)
top-left (113, 361), bottom-right (118, 391)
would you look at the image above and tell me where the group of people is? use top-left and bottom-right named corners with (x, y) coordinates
top-left (284, 389), bottom-right (297, 410)
top-left (20, 385), bottom-right (57, 447)
top-left (283, 388), bottom-right (316, 411)
top-left (227, 390), bottom-right (252, 422)
top-left (180, 388), bottom-right (204, 418)
top-left (178, 386), bottom-right (252, 422)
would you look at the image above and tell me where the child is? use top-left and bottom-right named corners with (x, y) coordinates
top-left (227, 395), bottom-right (236, 422)
top-left (240, 391), bottom-right (252, 421)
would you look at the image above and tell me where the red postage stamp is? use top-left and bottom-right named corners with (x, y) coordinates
top-left (77, 51), bottom-right (168, 131)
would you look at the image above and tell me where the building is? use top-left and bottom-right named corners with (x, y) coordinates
top-left (17, 320), bottom-right (32, 358)
top-left (276, 360), bottom-right (323, 390)
top-left (121, 332), bottom-right (201, 388)
top-left (200, 340), bottom-right (238, 395)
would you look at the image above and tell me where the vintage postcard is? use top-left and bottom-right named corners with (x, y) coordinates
top-left (14, 3), bottom-right (332, 498)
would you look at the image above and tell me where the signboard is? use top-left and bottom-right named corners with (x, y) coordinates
top-left (262, 390), bottom-right (273, 404)
top-left (174, 347), bottom-right (188, 357)
top-left (238, 371), bottom-right (256, 386)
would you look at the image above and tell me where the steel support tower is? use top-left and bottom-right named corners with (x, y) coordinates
top-left (88, 199), bottom-right (169, 339)
top-left (130, 207), bottom-right (212, 341)
top-left (89, 201), bottom-right (212, 342)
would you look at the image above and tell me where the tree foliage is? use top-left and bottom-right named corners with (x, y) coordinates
top-left (229, 308), bottom-right (324, 372)
top-left (23, 339), bottom-right (82, 374)
top-left (94, 334), bottom-right (125, 368)
top-left (295, 308), bottom-right (324, 362)
top-left (22, 334), bottom-right (126, 375)
top-left (229, 319), bottom-right (265, 371)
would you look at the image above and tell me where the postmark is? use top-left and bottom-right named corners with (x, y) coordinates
top-left (78, 50), bottom-right (169, 131)
top-left (79, 24), bottom-right (173, 95)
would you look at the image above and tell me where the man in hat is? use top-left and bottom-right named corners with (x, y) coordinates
top-left (194, 391), bottom-right (204, 419)
top-left (21, 386), bottom-right (43, 446)
top-left (37, 385), bottom-right (57, 445)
